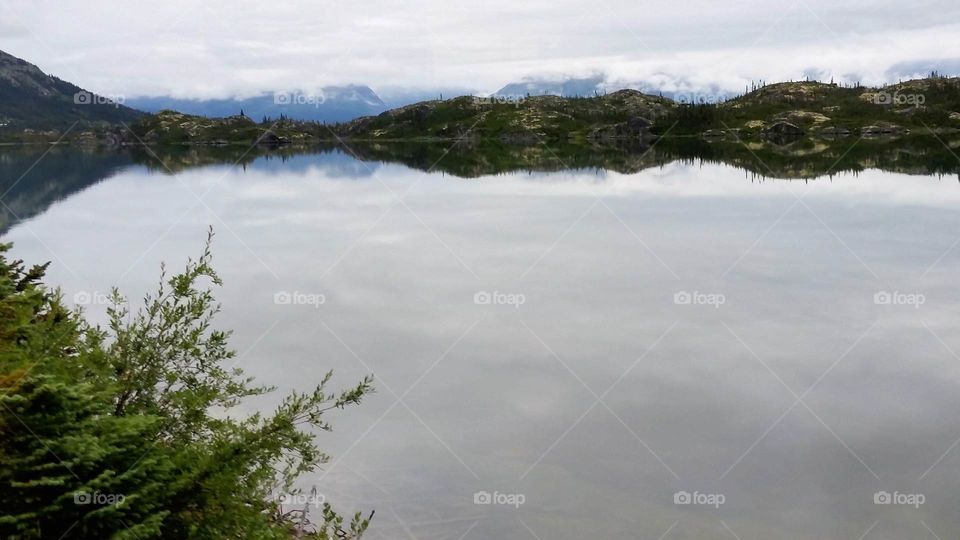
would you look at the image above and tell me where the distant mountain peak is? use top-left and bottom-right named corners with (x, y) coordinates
top-left (493, 72), bottom-right (741, 105)
top-left (493, 75), bottom-right (607, 98)
top-left (320, 85), bottom-right (385, 107)
top-left (125, 84), bottom-right (387, 123)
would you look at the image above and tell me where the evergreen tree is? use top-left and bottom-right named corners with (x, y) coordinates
top-left (0, 231), bottom-right (373, 539)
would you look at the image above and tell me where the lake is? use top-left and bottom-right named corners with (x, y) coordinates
top-left (3, 141), bottom-right (960, 539)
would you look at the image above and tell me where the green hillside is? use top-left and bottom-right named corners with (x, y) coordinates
top-left (336, 90), bottom-right (673, 141)
top-left (651, 76), bottom-right (960, 136)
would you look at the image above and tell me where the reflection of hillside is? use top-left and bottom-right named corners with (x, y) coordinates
top-left (0, 146), bottom-right (134, 234)
top-left (2, 136), bottom-right (958, 234)
top-left (336, 136), bottom-right (960, 180)
top-left (128, 144), bottom-right (382, 178)
top-left (128, 141), bottom-right (669, 178)
top-left (127, 144), bottom-right (341, 174)
top-left (344, 140), bottom-right (671, 177)
top-left (103, 136), bottom-right (960, 181)
top-left (654, 135), bottom-right (960, 180)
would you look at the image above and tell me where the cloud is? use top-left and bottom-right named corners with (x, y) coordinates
top-left (0, 20), bottom-right (29, 40)
top-left (0, 0), bottom-right (958, 99)
top-left (886, 58), bottom-right (960, 79)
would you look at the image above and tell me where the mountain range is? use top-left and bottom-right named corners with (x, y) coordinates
top-left (0, 49), bottom-right (478, 127)
top-left (125, 86), bottom-right (508, 123)
top-left (124, 85), bottom-right (388, 124)
top-left (0, 49), bottom-right (761, 131)
top-left (492, 74), bottom-right (736, 105)
top-left (125, 77), bottom-right (629, 123)
top-left (493, 75), bottom-right (607, 98)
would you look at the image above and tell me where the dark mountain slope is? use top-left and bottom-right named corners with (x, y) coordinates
top-left (0, 146), bottom-right (135, 233)
top-left (0, 49), bottom-right (142, 130)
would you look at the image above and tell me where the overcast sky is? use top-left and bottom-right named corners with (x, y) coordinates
top-left (1, 0), bottom-right (959, 99)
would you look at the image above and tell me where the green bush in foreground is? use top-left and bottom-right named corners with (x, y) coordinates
top-left (0, 230), bottom-right (374, 539)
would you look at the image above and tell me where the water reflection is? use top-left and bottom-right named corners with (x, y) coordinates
top-left (2, 143), bottom-right (959, 539)
top-left (3, 136), bottom-right (960, 234)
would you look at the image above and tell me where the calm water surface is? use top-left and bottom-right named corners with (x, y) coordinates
top-left (4, 148), bottom-right (960, 539)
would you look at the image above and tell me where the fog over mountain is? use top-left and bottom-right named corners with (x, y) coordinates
top-left (492, 74), bottom-right (734, 104)
top-left (125, 85), bottom-right (387, 123)
top-left (124, 85), bottom-right (488, 122)
top-left (1, 0), bottom-right (957, 105)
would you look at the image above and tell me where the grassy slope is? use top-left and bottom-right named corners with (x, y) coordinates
top-left (652, 77), bottom-right (960, 135)
top-left (129, 110), bottom-right (331, 145)
top-left (336, 91), bottom-right (674, 141)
